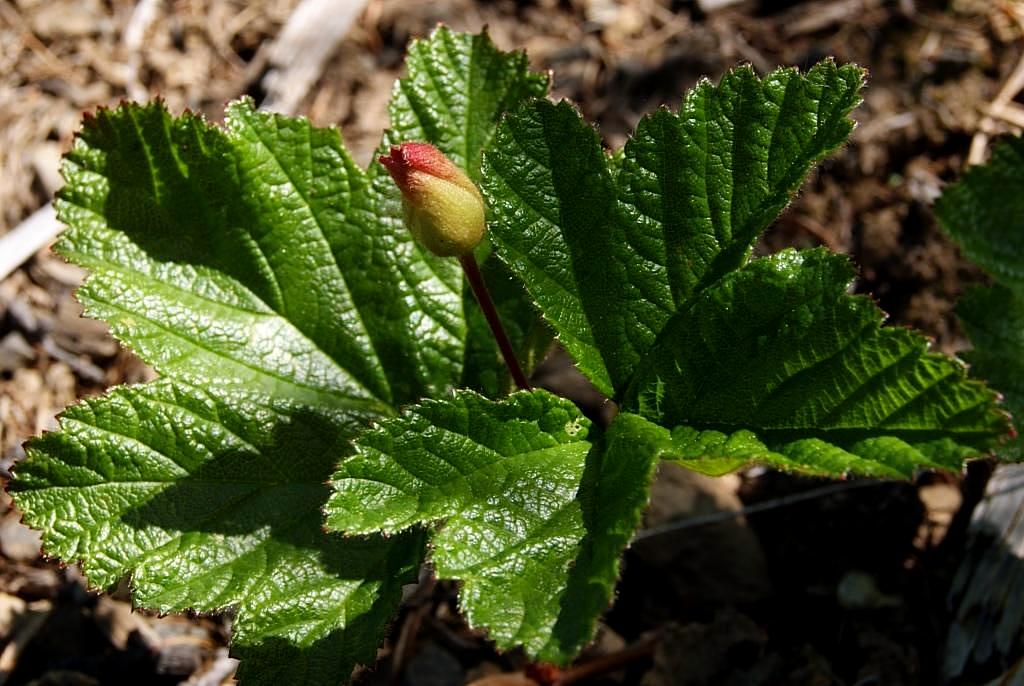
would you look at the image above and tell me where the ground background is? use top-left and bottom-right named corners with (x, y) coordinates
top-left (1, 0), bottom-right (1022, 684)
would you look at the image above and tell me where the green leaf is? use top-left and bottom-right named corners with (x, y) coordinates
top-left (16, 30), bottom-right (1014, 683)
top-left (957, 286), bottom-right (1024, 458)
top-left (598, 416), bottom-right (763, 479)
top-left (386, 25), bottom-right (549, 180)
top-left (549, 411), bottom-right (664, 653)
top-left (483, 62), bottom-right (864, 394)
top-left (934, 137), bottom-right (1024, 458)
top-left (936, 137), bottom-right (1024, 299)
top-left (624, 249), bottom-right (1007, 476)
top-left (14, 27), bottom-right (552, 682)
top-left (482, 63), bottom-right (1004, 476)
top-left (482, 100), bottom-right (620, 395)
top-left (10, 380), bottom-right (424, 685)
top-left (59, 99), bottom-right (453, 408)
top-left (326, 391), bottom-right (660, 663)
top-left (326, 390), bottom-right (589, 534)
top-left (619, 61), bottom-right (863, 306)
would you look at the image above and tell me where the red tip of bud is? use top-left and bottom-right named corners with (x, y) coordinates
top-left (379, 142), bottom-right (466, 192)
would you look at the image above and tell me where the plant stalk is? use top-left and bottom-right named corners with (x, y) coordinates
top-left (459, 253), bottom-right (532, 391)
top-left (553, 637), bottom-right (657, 685)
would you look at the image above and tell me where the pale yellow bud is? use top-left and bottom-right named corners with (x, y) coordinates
top-left (379, 142), bottom-right (486, 257)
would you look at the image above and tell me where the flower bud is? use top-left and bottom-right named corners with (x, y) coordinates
top-left (379, 142), bottom-right (485, 257)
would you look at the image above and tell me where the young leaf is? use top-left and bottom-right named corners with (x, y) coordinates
top-left (624, 249), bottom-right (1006, 476)
top-left (385, 25), bottom-right (550, 180)
top-left (482, 62), bottom-right (864, 394)
top-left (326, 391), bottom-right (660, 664)
top-left (10, 380), bottom-right (424, 685)
top-left (14, 28), bottom-right (1015, 683)
top-left (481, 99), bottom-right (621, 395)
top-left (936, 136), bottom-right (1024, 457)
top-left (48, 104), bottom-right (427, 682)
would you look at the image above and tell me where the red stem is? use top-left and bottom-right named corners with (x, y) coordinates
top-left (459, 254), bottom-right (532, 391)
top-left (554, 638), bottom-right (657, 685)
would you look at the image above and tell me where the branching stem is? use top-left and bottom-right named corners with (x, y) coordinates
top-left (459, 253), bottom-right (532, 391)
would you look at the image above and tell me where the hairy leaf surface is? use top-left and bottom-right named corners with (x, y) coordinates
top-left (12, 381), bottom-right (424, 685)
top-left (326, 392), bottom-right (660, 663)
top-left (59, 98), bottom-right (451, 408)
top-left (625, 249), bottom-right (1006, 475)
top-left (483, 100), bottom-right (619, 394)
top-left (483, 63), bottom-right (864, 393)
